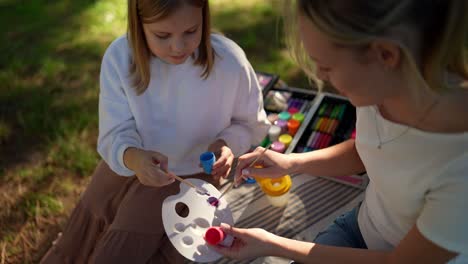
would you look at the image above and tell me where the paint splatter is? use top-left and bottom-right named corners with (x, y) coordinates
top-left (207, 197), bottom-right (219, 207)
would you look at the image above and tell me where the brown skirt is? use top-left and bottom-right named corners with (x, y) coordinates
top-left (40, 161), bottom-right (219, 264)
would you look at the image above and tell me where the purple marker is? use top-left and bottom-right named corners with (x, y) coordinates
top-left (313, 132), bottom-right (323, 149)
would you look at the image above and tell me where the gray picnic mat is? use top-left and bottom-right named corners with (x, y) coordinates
top-left (188, 173), bottom-right (364, 264)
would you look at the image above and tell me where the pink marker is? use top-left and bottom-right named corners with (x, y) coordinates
top-left (316, 133), bottom-right (326, 149)
top-left (311, 132), bottom-right (321, 149)
top-left (322, 134), bottom-right (331, 149)
top-left (324, 134), bottom-right (333, 148)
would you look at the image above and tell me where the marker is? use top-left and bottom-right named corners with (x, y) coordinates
top-left (339, 104), bottom-right (347, 120)
top-left (315, 118), bottom-right (323, 130)
top-left (311, 132), bottom-right (321, 149)
top-left (329, 119), bottom-right (339, 134)
top-left (306, 131), bottom-right (316, 147)
top-left (318, 103), bottom-right (327, 116)
top-left (319, 118), bottom-right (328, 132)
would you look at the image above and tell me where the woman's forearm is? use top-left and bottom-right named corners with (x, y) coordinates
top-left (267, 234), bottom-right (390, 264)
top-left (290, 139), bottom-right (365, 177)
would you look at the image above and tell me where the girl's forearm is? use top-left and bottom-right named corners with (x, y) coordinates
top-left (123, 147), bottom-right (140, 171)
top-left (289, 139), bottom-right (365, 177)
top-left (267, 234), bottom-right (390, 264)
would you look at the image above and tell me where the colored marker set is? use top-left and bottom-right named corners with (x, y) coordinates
top-left (290, 94), bottom-right (366, 188)
top-left (252, 71), bottom-right (366, 189)
top-left (292, 95), bottom-right (356, 153)
top-left (299, 102), bottom-right (351, 152)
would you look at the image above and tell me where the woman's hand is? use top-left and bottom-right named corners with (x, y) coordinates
top-left (207, 139), bottom-right (234, 181)
top-left (208, 224), bottom-right (275, 260)
top-left (123, 147), bottom-right (176, 187)
top-left (234, 147), bottom-right (296, 186)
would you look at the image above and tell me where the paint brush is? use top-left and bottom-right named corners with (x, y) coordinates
top-left (217, 145), bottom-right (271, 200)
top-left (153, 160), bottom-right (209, 195)
top-left (172, 174), bottom-right (209, 196)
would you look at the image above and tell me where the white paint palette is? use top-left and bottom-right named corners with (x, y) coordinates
top-left (162, 178), bottom-right (234, 262)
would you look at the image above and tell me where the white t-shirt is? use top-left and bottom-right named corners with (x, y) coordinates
top-left (97, 34), bottom-right (270, 176)
top-left (356, 106), bottom-right (468, 263)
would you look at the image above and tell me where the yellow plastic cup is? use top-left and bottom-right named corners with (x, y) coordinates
top-left (257, 175), bottom-right (292, 207)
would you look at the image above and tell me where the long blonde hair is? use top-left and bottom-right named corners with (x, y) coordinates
top-left (128, 0), bottom-right (214, 94)
top-left (284, 0), bottom-right (468, 92)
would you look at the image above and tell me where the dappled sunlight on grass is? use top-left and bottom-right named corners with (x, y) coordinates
top-left (75, 0), bottom-right (127, 41)
top-left (212, 0), bottom-right (309, 87)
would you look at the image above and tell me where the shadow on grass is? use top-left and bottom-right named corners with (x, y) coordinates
top-left (0, 0), bottom-right (104, 176)
top-left (0, 2), bottom-right (106, 261)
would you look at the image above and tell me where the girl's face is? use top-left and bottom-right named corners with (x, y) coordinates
top-left (142, 3), bottom-right (203, 65)
top-left (298, 14), bottom-right (400, 107)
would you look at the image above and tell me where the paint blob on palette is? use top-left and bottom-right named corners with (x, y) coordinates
top-left (162, 178), bottom-right (233, 262)
top-left (207, 196), bottom-right (220, 207)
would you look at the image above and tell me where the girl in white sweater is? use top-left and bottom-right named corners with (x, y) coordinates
top-left (41, 0), bottom-right (269, 263)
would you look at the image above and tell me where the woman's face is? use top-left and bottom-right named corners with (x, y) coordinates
top-left (298, 14), bottom-right (401, 107)
top-left (142, 3), bottom-right (203, 65)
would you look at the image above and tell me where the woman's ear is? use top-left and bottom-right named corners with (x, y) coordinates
top-left (370, 40), bottom-right (401, 70)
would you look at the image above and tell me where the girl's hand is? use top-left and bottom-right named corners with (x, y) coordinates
top-left (234, 147), bottom-right (295, 186)
top-left (207, 139), bottom-right (234, 181)
top-left (124, 147), bottom-right (176, 187)
top-left (208, 223), bottom-right (275, 260)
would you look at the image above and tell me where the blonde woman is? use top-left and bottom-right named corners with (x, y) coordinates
top-left (41, 0), bottom-right (269, 263)
top-left (212, 1), bottom-right (468, 263)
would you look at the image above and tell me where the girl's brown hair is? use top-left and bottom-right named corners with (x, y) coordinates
top-left (128, 0), bottom-right (214, 94)
top-left (284, 0), bottom-right (468, 92)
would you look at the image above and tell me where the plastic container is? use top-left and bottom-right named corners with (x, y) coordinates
top-left (288, 107), bottom-right (300, 115)
top-left (268, 125), bottom-right (282, 142)
top-left (287, 119), bottom-right (300, 136)
top-left (257, 175), bottom-right (292, 207)
top-left (271, 141), bottom-right (286, 153)
top-left (275, 119), bottom-right (288, 134)
top-left (278, 111), bottom-right (291, 121)
top-left (292, 112), bottom-right (305, 123)
top-left (200, 152), bottom-right (216, 174)
top-left (279, 134), bottom-right (293, 147)
top-left (204, 226), bottom-right (234, 247)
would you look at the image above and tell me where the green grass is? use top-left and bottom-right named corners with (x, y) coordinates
top-left (0, 0), bottom-right (309, 262)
